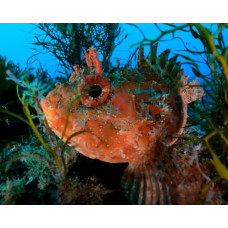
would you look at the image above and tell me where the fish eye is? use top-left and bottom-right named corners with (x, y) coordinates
top-left (78, 76), bottom-right (111, 107)
top-left (89, 85), bottom-right (102, 98)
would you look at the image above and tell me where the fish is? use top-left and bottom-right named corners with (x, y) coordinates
top-left (41, 46), bottom-right (220, 204)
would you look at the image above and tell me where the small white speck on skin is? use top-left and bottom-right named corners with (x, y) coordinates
top-left (54, 114), bottom-right (61, 120)
top-left (121, 153), bottom-right (126, 158)
top-left (118, 129), bottom-right (125, 135)
top-left (71, 124), bottom-right (77, 131)
top-left (48, 106), bottom-right (54, 111)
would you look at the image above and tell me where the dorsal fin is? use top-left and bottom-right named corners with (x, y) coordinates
top-left (138, 46), bottom-right (147, 68)
top-left (158, 49), bottom-right (170, 68)
top-left (148, 43), bottom-right (158, 64)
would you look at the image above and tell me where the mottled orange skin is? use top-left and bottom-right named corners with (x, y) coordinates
top-left (41, 79), bottom-right (157, 164)
top-left (41, 47), bottom-right (220, 204)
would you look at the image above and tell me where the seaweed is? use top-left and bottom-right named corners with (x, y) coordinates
top-left (31, 23), bottom-right (127, 75)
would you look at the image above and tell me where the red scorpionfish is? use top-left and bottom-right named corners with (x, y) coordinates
top-left (41, 46), bottom-right (220, 204)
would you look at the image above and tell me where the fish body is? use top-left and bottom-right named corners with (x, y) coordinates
top-left (41, 46), bottom-right (218, 204)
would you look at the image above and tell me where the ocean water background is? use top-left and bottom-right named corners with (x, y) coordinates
top-left (0, 2), bottom-right (227, 228)
top-left (1, 23), bottom-right (226, 81)
top-left (1, 21), bottom-right (228, 228)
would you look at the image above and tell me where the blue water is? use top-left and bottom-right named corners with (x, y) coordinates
top-left (0, 23), bottom-right (227, 80)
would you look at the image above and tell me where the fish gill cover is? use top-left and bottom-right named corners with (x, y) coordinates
top-left (0, 23), bottom-right (227, 205)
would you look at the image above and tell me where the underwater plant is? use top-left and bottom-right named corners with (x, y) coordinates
top-left (0, 55), bottom-right (30, 145)
top-left (31, 23), bottom-right (127, 75)
top-left (0, 55), bottom-right (18, 101)
top-left (0, 178), bottom-right (26, 204)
